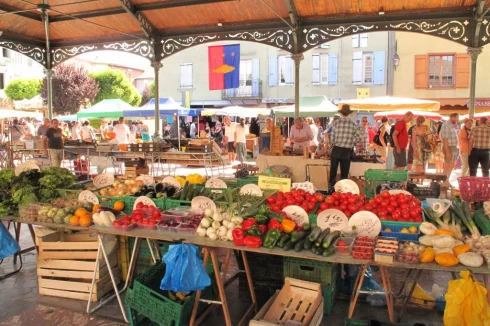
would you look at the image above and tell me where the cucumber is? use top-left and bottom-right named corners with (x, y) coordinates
top-left (180, 182), bottom-right (190, 200)
top-left (323, 246), bottom-right (335, 257)
top-left (185, 185), bottom-right (196, 201)
top-left (315, 228), bottom-right (331, 247)
top-left (283, 240), bottom-right (294, 251)
top-left (316, 247), bottom-right (324, 256)
top-left (303, 239), bottom-right (313, 250)
top-left (308, 227), bottom-right (322, 242)
top-left (190, 186), bottom-right (201, 200)
top-left (322, 231), bottom-right (341, 248)
top-left (277, 234), bottom-right (290, 248)
top-left (311, 246), bottom-right (318, 254)
top-left (302, 223), bottom-right (311, 231)
top-left (294, 239), bottom-right (306, 252)
top-left (291, 231), bottom-right (308, 243)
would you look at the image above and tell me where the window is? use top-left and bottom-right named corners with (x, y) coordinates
top-left (312, 53), bottom-right (329, 84)
top-left (1, 48), bottom-right (8, 58)
top-left (429, 55), bottom-right (454, 88)
top-left (278, 55), bottom-right (294, 85)
top-left (316, 43), bottom-right (330, 49)
top-left (0, 73), bottom-right (4, 89)
top-left (363, 53), bottom-right (373, 84)
top-left (352, 34), bottom-right (368, 48)
top-left (180, 63), bottom-right (193, 89)
top-left (239, 59), bottom-right (252, 85)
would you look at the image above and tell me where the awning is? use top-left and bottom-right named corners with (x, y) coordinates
top-left (339, 97), bottom-right (440, 112)
top-left (77, 99), bottom-right (134, 118)
top-left (273, 96), bottom-right (338, 118)
top-left (202, 106), bottom-right (271, 118)
top-left (374, 110), bottom-right (442, 121)
top-left (460, 112), bottom-right (490, 120)
top-left (0, 109), bottom-right (43, 119)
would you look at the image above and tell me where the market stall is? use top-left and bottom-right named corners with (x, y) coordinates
top-left (373, 110), bottom-right (443, 121)
top-left (339, 97), bottom-right (441, 112)
top-left (272, 96), bottom-right (338, 118)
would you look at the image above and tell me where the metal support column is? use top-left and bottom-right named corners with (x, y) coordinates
top-left (467, 47), bottom-right (483, 119)
top-left (151, 61), bottom-right (163, 140)
top-left (41, 7), bottom-right (53, 119)
top-left (292, 53), bottom-right (303, 118)
top-left (45, 69), bottom-right (53, 119)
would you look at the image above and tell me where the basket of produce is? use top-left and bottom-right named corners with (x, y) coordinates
top-left (458, 177), bottom-right (490, 202)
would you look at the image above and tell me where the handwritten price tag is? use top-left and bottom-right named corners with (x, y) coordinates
top-left (348, 211), bottom-right (381, 237)
top-left (136, 175), bottom-right (154, 186)
top-left (316, 209), bottom-right (348, 231)
top-left (191, 196), bottom-right (217, 214)
top-left (133, 196), bottom-right (156, 209)
top-left (292, 182), bottom-right (316, 194)
top-left (282, 206), bottom-right (309, 225)
top-left (205, 178), bottom-right (227, 189)
top-left (93, 173), bottom-right (114, 188)
top-left (78, 190), bottom-right (99, 204)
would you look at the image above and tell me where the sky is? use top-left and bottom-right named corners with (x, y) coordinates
top-left (76, 51), bottom-right (152, 72)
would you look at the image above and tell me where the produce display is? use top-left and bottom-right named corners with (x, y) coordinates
top-left (352, 237), bottom-right (375, 260)
top-left (169, 182), bottom-right (213, 202)
top-left (266, 189), bottom-right (324, 214)
top-left (98, 179), bottom-right (146, 197)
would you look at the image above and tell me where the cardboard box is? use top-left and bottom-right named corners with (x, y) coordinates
top-left (35, 139), bottom-right (44, 149)
top-left (25, 139), bottom-right (35, 149)
top-left (125, 166), bottom-right (149, 178)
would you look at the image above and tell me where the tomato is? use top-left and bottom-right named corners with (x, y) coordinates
top-left (339, 204), bottom-right (348, 212)
top-left (270, 205), bottom-right (280, 212)
top-left (340, 193), bottom-right (348, 202)
top-left (325, 196), bottom-right (334, 204)
top-left (365, 204), bottom-right (374, 211)
top-left (390, 201), bottom-right (399, 208)
top-left (345, 211), bottom-right (352, 217)
top-left (410, 210), bottom-right (420, 218)
top-left (309, 197), bottom-right (318, 204)
top-left (275, 199), bottom-right (284, 207)
top-left (358, 205), bottom-right (366, 211)
top-left (332, 192), bottom-right (340, 200)
top-left (402, 211), bottom-right (411, 221)
top-left (381, 201), bottom-right (389, 208)
top-left (315, 193), bottom-right (324, 202)
top-left (360, 194), bottom-right (367, 202)
top-left (334, 200), bottom-right (340, 206)
top-left (371, 209), bottom-right (379, 215)
top-left (267, 196), bottom-right (276, 204)
top-left (113, 220), bottom-right (122, 227)
top-left (286, 198), bottom-right (295, 206)
top-left (307, 202), bottom-right (315, 210)
top-left (320, 203), bottom-right (328, 210)
top-left (369, 199), bottom-right (376, 205)
top-left (415, 207), bottom-right (423, 214)
top-left (347, 196), bottom-right (357, 204)
top-left (387, 206), bottom-right (394, 213)
top-left (381, 190), bottom-right (390, 198)
top-left (374, 197), bottom-right (382, 204)
top-left (348, 204), bottom-right (358, 213)
top-left (378, 211), bottom-right (387, 219)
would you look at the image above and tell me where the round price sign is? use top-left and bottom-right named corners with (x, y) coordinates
top-left (133, 196), bottom-right (156, 209)
top-left (282, 206), bottom-right (309, 225)
top-left (136, 175), bottom-right (154, 186)
top-left (348, 211), bottom-right (382, 237)
top-left (316, 209), bottom-right (348, 231)
top-left (191, 196), bottom-right (217, 214)
top-left (78, 190), bottom-right (99, 204)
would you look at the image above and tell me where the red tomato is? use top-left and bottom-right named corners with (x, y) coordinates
top-left (121, 216), bottom-right (131, 223)
top-left (339, 204), bottom-right (348, 212)
top-left (267, 196), bottom-right (276, 204)
top-left (152, 210), bottom-right (161, 218)
top-left (320, 203), bottom-right (328, 210)
top-left (378, 211), bottom-right (387, 219)
top-left (276, 199), bottom-right (284, 207)
top-left (325, 196), bottom-right (334, 204)
top-left (347, 196), bottom-right (356, 204)
top-left (136, 202), bottom-right (144, 209)
top-left (369, 199), bottom-right (376, 205)
top-left (113, 220), bottom-right (122, 227)
top-left (332, 192), bottom-right (340, 200)
top-left (270, 205), bottom-right (280, 212)
top-left (371, 209), bottom-right (379, 215)
top-left (410, 210), bottom-right (420, 218)
top-left (387, 206), bottom-right (394, 213)
top-left (287, 198), bottom-right (295, 206)
top-left (307, 202), bottom-right (316, 210)
top-left (309, 197), bottom-right (318, 204)
top-left (365, 204), bottom-right (374, 211)
top-left (345, 211), bottom-right (352, 217)
top-left (402, 211), bottom-right (411, 221)
top-left (348, 204), bottom-right (358, 213)
top-left (358, 205), bottom-right (366, 211)
top-left (390, 201), bottom-right (399, 208)
top-left (334, 200), bottom-right (340, 206)
top-left (381, 201), bottom-right (389, 208)
top-left (315, 193), bottom-right (324, 202)
top-left (381, 190), bottom-right (390, 198)
top-left (360, 194), bottom-right (367, 202)
top-left (374, 197), bottom-right (382, 204)
top-left (340, 193), bottom-right (348, 202)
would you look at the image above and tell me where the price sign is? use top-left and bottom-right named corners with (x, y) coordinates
top-left (282, 206), bottom-right (309, 225)
top-left (133, 196), bottom-right (156, 209)
top-left (136, 175), bottom-right (154, 186)
top-left (205, 178), bottom-right (227, 189)
top-left (258, 176), bottom-right (291, 192)
top-left (78, 190), bottom-right (99, 204)
top-left (292, 182), bottom-right (316, 194)
top-left (191, 196), bottom-right (217, 214)
top-left (316, 209), bottom-right (348, 231)
top-left (93, 173), bottom-right (115, 188)
top-left (348, 211), bottom-right (381, 237)
top-left (162, 176), bottom-right (182, 190)
top-left (334, 179), bottom-right (360, 194)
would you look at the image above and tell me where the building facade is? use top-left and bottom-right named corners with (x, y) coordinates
top-left (0, 48), bottom-right (44, 91)
top-left (158, 32), bottom-right (392, 108)
top-left (393, 32), bottom-right (490, 114)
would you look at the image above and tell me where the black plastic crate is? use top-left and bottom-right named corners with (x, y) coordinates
top-left (236, 252), bottom-right (283, 283)
top-left (238, 273), bottom-right (283, 308)
top-left (407, 181), bottom-right (440, 199)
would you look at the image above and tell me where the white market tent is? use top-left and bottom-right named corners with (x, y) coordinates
top-left (202, 106), bottom-right (271, 118)
top-left (373, 110), bottom-right (443, 121)
top-left (0, 109), bottom-right (43, 120)
top-left (273, 96), bottom-right (338, 118)
top-left (53, 114), bottom-right (77, 121)
top-left (338, 96), bottom-right (441, 112)
top-left (460, 112), bottom-right (490, 120)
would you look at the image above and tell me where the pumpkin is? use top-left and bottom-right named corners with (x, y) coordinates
top-left (420, 248), bottom-right (435, 263)
top-left (434, 229), bottom-right (454, 237)
top-left (113, 201), bottom-right (125, 211)
top-left (69, 215), bottom-right (80, 226)
top-left (453, 244), bottom-right (471, 256)
top-left (419, 222), bottom-right (437, 236)
top-left (75, 208), bottom-right (89, 217)
top-left (435, 253), bottom-right (459, 267)
top-left (458, 252), bottom-right (484, 267)
top-left (79, 215), bottom-right (93, 227)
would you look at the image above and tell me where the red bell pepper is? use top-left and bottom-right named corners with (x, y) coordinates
top-left (243, 236), bottom-right (262, 248)
top-left (268, 218), bottom-right (283, 232)
top-left (258, 224), bottom-right (268, 235)
top-left (242, 218), bottom-right (257, 232)
top-left (232, 228), bottom-right (245, 246)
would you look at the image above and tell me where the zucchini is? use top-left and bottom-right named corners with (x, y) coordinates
top-left (311, 246), bottom-right (319, 254)
top-left (180, 182), bottom-right (190, 200)
top-left (322, 231), bottom-right (341, 248)
top-left (190, 186), bottom-right (201, 200)
top-left (277, 234), bottom-right (290, 248)
top-left (291, 231), bottom-right (308, 243)
top-left (283, 240), bottom-right (294, 251)
top-left (315, 228), bottom-right (331, 247)
top-left (302, 223), bottom-right (311, 231)
top-left (323, 246), bottom-right (335, 257)
top-left (308, 227), bottom-right (322, 242)
top-left (303, 239), bottom-right (313, 250)
top-left (316, 247), bottom-right (324, 256)
top-left (294, 239), bottom-right (306, 252)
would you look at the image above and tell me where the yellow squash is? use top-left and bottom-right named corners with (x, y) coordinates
top-left (434, 229), bottom-right (454, 237)
top-left (453, 244), bottom-right (471, 256)
top-left (420, 248), bottom-right (435, 263)
top-left (435, 253), bottom-right (459, 267)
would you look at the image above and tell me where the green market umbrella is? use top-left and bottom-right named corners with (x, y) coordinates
top-left (273, 96), bottom-right (338, 118)
top-left (76, 99), bottom-right (134, 119)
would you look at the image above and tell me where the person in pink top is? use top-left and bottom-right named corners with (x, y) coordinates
top-left (289, 117), bottom-right (314, 151)
top-left (458, 118), bottom-right (473, 177)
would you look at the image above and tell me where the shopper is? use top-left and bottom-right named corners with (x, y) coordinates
top-left (290, 117), bottom-right (314, 151)
top-left (328, 105), bottom-right (361, 191)
top-left (433, 121), bottom-right (444, 174)
top-left (469, 116), bottom-right (490, 177)
top-left (412, 116), bottom-right (433, 174)
top-left (440, 113), bottom-right (460, 181)
top-left (71, 121), bottom-right (81, 141)
top-left (356, 116), bottom-right (370, 154)
top-left (234, 118), bottom-right (247, 164)
top-left (223, 116), bottom-right (237, 164)
top-left (459, 118), bottom-right (474, 177)
top-left (392, 111), bottom-right (414, 170)
top-left (80, 121), bottom-right (96, 142)
top-left (249, 118), bottom-right (260, 137)
top-left (114, 117), bottom-right (130, 144)
top-left (139, 121), bottom-right (151, 142)
top-left (37, 118), bottom-right (51, 137)
top-left (10, 119), bottom-right (25, 142)
top-left (43, 119), bottom-right (64, 167)
top-left (407, 125), bottom-right (414, 171)
top-left (189, 119), bottom-right (197, 138)
top-left (211, 124), bottom-right (223, 143)
top-left (306, 117), bottom-right (319, 149)
top-left (374, 116), bottom-right (389, 162)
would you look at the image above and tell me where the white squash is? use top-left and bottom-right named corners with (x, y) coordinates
top-left (419, 235), bottom-right (436, 247)
top-left (419, 222), bottom-right (437, 236)
top-left (431, 235), bottom-right (455, 249)
top-left (434, 247), bottom-right (453, 255)
top-left (458, 252), bottom-right (484, 267)
top-left (100, 211), bottom-right (116, 227)
top-left (92, 213), bottom-right (102, 226)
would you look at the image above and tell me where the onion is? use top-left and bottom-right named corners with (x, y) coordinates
top-left (222, 220), bottom-right (230, 228)
top-left (196, 227), bottom-right (207, 237)
top-left (227, 229), bottom-right (234, 241)
top-left (201, 218), bottom-right (212, 228)
top-left (117, 190), bottom-right (125, 196)
top-left (208, 233), bottom-right (218, 240)
top-left (213, 213), bottom-right (223, 222)
top-left (206, 227), bottom-right (216, 237)
top-left (212, 221), bottom-right (221, 230)
top-left (204, 208), bottom-right (214, 218)
top-left (227, 222), bottom-right (236, 230)
top-left (99, 188), bottom-right (108, 196)
top-left (218, 226), bottom-right (227, 237)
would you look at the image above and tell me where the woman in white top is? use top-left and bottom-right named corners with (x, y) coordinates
top-left (71, 121), bottom-right (81, 141)
top-left (234, 118), bottom-right (247, 164)
top-left (80, 121), bottom-right (95, 142)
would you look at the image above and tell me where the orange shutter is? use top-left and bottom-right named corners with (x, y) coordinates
top-left (455, 54), bottom-right (470, 88)
top-left (414, 55), bottom-right (428, 89)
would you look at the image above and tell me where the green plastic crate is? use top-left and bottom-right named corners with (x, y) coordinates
top-left (475, 210), bottom-right (490, 235)
top-left (322, 280), bottom-right (337, 316)
top-left (126, 261), bottom-right (214, 326)
top-left (237, 175), bottom-right (259, 187)
top-left (165, 199), bottom-right (192, 210)
top-left (284, 257), bottom-right (338, 287)
top-left (309, 214), bottom-right (317, 224)
top-left (364, 169), bottom-right (408, 182)
top-left (345, 319), bottom-right (370, 326)
top-left (98, 196), bottom-right (133, 214)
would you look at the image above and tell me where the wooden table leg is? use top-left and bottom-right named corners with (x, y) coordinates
top-left (13, 222), bottom-right (21, 264)
top-left (210, 248), bottom-right (232, 326)
top-left (348, 264), bottom-right (368, 318)
top-left (397, 269), bottom-right (422, 323)
top-left (27, 224), bottom-right (38, 253)
top-left (190, 249), bottom-right (210, 326)
top-left (380, 267), bottom-right (394, 323)
top-left (236, 250), bottom-right (258, 326)
top-left (221, 248), bottom-right (232, 282)
top-left (484, 275), bottom-right (490, 304)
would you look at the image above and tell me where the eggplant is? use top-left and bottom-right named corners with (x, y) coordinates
top-left (155, 183), bottom-right (166, 193)
top-left (167, 186), bottom-right (176, 197)
top-left (146, 191), bottom-right (156, 198)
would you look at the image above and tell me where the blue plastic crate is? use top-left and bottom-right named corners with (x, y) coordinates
top-left (381, 223), bottom-right (419, 241)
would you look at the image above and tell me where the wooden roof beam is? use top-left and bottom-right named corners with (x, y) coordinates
top-left (0, 3), bottom-right (42, 21)
top-left (50, 0), bottom-right (236, 23)
top-left (117, 0), bottom-right (155, 39)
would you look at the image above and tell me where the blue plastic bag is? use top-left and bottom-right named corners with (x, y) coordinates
top-left (160, 244), bottom-right (211, 293)
top-left (0, 223), bottom-right (20, 260)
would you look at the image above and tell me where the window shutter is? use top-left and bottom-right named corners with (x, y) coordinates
top-left (455, 53), bottom-right (470, 88)
top-left (269, 55), bottom-right (278, 86)
top-left (360, 34), bottom-right (368, 48)
top-left (252, 58), bottom-right (260, 96)
top-left (352, 35), bottom-right (360, 48)
top-left (320, 55), bottom-right (328, 83)
top-left (414, 54), bottom-right (428, 88)
top-left (352, 51), bottom-right (363, 84)
top-left (312, 54), bottom-right (320, 84)
top-left (286, 56), bottom-right (294, 84)
top-left (373, 51), bottom-right (385, 85)
top-left (328, 52), bottom-right (338, 85)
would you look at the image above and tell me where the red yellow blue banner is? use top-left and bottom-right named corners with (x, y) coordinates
top-left (208, 44), bottom-right (240, 90)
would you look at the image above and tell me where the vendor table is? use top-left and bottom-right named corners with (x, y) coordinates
top-left (256, 154), bottom-right (385, 183)
top-left (160, 151), bottom-right (225, 178)
top-left (4, 216), bottom-right (490, 326)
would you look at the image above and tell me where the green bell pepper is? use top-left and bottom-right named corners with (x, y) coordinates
top-left (246, 224), bottom-right (263, 237)
top-left (263, 228), bottom-right (281, 249)
top-left (255, 214), bottom-right (268, 225)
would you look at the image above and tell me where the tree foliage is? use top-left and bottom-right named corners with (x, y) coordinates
top-left (90, 69), bottom-right (142, 107)
top-left (140, 84), bottom-right (153, 107)
top-left (41, 64), bottom-right (99, 114)
top-left (4, 79), bottom-right (43, 100)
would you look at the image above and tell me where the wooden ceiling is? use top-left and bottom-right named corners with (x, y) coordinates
top-left (0, 0), bottom-right (483, 45)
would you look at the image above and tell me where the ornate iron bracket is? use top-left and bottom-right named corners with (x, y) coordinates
top-left (51, 40), bottom-right (153, 66)
top-left (117, 0), bottom-right (155, 39)
top-left (159, 28), bottom-right (293, 59)
top-left (0, 40), bottom-right (47, 67)
top-left (478, 17), bottom-right (490, 46)
top-left (302, 18), bottom-right (473, 52)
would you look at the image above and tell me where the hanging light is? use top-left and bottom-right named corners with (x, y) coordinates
top-left (393, 40), bottom-right (400, 69)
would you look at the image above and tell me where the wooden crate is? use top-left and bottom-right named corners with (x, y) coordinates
top-left (251, 278), bottom-right (322, 326)
top-left (37, 231), bottom-right (120, 302)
